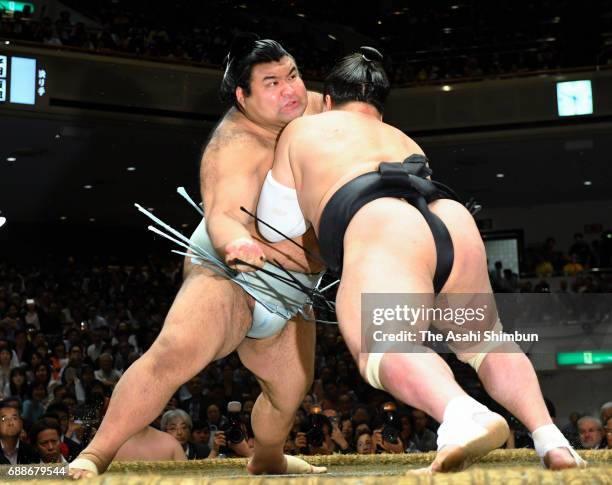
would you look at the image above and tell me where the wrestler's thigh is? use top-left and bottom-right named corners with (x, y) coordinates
top-left (157, 262), bottom-right (253, 362)
top-left (337, 198), bottom-right (436, 362)
top-left (237, 316), bottom-right (315, 410)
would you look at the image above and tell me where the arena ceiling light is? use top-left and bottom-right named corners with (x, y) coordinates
top-left (583, 180), bottom-right (592, 186)
top-left (60, 216), bottom-right (67, 220)
top-left (442, 85), bottom-right (452, 92)
top-left (83, 184), bottom-right (93, 189)
top-left (126, 166), bottom-right (136, 172)
top-left (496, 173), bottom-right (505, 178)
top-left (0, 217), bottom-right (6, 228)
top-left (6, 156), bottom-right (16, 162)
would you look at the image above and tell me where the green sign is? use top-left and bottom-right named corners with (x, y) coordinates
top-left (557, 351), bottom-right (612, 366)
top-left (0, 2), bottom-right (35, 13)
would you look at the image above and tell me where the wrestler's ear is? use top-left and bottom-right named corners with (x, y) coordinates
top-left (235, 87), bottom-right (246, 109)
top-left (323, 94), bottom-right (333, 111)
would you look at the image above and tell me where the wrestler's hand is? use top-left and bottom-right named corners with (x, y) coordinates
top-left (225, 237), bottom-right (266, 271)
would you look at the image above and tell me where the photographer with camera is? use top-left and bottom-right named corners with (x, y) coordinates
top-left (294, 406), bottom-right (350, 455)
top-left (372, 402), bottom-right (405, 454)
top-left (214, 401), bottom-right (253, 458)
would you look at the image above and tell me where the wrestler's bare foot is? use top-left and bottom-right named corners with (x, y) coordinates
top-left (544, 447), bottom-right (585, 470)
top-left (68, 450), bottom-right (108, 479)
top-left (247, 455), bottom-right (327, 475)
top-left (409, 411), bottom-right (509, 475)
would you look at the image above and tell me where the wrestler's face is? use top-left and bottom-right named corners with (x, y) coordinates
top-left (237, 56), bottom-right (307, 128)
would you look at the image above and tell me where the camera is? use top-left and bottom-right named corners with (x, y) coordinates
top-left (223, 401), bottom-right (245, 444)
top-left (380, 402), bottom-right (400, 445)
top-left (300, 405), bottom-right (330, 448)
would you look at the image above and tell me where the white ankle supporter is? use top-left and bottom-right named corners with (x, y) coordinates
top-left (443, 395), bottom-right (488, 422)
top-left (437, 396), bottom-right (490, 451)
top-left (532, 423), bottom-right (587, 467)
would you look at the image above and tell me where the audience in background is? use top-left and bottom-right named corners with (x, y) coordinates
top-left (0, 219), bottom-right (610, 460)
top-left (0, 401), bottom-right (38, 464)
top-left (29, 417), bottom-right (65, 463)
top-left (2, 1), bottom-right (612, 84)
top-left (577, 416), bottom-right (605, 450)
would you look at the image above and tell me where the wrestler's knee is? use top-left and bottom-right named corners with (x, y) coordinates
top-left (264, 375), bottom-right (311, 417)
top-left (146, 335), bottom-right (194, 379)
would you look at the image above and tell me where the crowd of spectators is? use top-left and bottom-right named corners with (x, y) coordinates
top-left (2, 1), bottom-right (612, 84)
top-left (490, 231), bottom-right (612, 293)
top-left (0, 251), bottom-right (610, 464)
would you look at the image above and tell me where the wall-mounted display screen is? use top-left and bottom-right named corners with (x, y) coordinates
top-left (556, 80), bottom-right (593, 116)
top-left (0, 54), bottom-right (46, 107)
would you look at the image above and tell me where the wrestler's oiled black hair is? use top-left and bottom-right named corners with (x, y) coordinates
top-left (219, 33), bottom-right (293, 108)
top-left (324, 46), bottom-right (390, 114)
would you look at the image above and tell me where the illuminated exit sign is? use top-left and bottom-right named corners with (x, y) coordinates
top-left (557, 351), bottom-right (612, 366)
top-left (0, 2), bottom-right (35, 13)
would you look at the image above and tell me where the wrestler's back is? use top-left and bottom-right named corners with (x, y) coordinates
top-left (286, 110), bottom-right (422, 230)
top-left (288, 110), bottom-right (492, 294)
top-left (114, 427), bottom-right (186, 461)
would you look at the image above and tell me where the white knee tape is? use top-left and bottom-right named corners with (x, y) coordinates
top-left (459, 352), bottom-right (488, 373)
top-left (456, 317), bottom-right (504, 372)
top-left (365, 352), bottom-right (386, 390)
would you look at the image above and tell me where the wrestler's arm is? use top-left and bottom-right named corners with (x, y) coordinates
top-left (202, 132), bottom-right (265, 268)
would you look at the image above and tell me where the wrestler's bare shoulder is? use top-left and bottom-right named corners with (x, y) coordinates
top-left (284, 110), bottom-right (413, 147)
top-left (205, 109), bottom-right (274, 160)
top-left (304, 91), bottom-right (324, 115)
